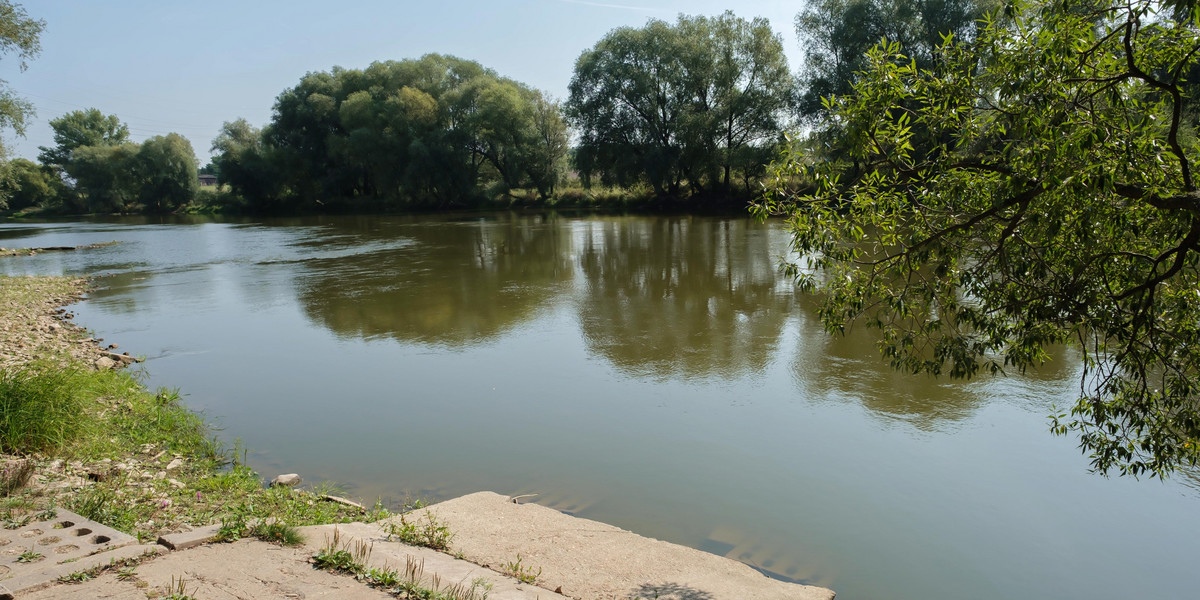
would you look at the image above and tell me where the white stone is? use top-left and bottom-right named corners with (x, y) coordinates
top-left (271, 473), bottom-right (302, 487)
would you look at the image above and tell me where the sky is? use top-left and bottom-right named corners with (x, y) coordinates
top-left (0, 0), bottom-right (806, 163)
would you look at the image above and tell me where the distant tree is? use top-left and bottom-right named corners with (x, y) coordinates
top-left (37, 108), bottom-right (130, 169)
top-left (794, 0), bottom-right (993, 118)
top-left (232, 54), bottom-right (568, 211)
top-left (525, 94), bottom-right (569, 199)
top-left (211, 118), bottom-right (285, 206)
top-left (136, 133), bottom-right (198, 212)
top-left (566, 11), bottom-right (793, 197)
top-left (0, 157), bottom-right (62, 210)
top-left (65, 143), bottom-right (140, 213)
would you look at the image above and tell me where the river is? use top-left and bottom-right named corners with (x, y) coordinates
top-left (1, 213), bottom-right (1195, 600)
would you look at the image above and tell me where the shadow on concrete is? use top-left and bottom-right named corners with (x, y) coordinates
top-left (630, 583), bottom-right (717, 600)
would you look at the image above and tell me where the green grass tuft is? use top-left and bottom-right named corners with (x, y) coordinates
top-left (0, 366), bottom-right (86, 455)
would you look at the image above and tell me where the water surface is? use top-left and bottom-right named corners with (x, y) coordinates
top-left (2, 214), bottom-right (1195, 600)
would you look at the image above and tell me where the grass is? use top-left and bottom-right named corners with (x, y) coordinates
top-left (313, 528), bottom-right (491, 600)
top-left (385, 509), bottom-right (454, 551)
top-left (0, 361), bottom-right (391, 541)
top-left (502, 554), bottom-right (541, 585)
top-left (163, 575), bottom-right (198, 600)
top-left (0, 366), bottom-right (88, 455)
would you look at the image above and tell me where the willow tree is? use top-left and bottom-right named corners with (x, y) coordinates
top-left (0, 1), bottom-right (43, 209)
top-left (239, 55), bottom-right (569, 211)
top-left (567, 11), bottom-right (793, 197)
top-left (758, 0), bottom-right (1200, 477)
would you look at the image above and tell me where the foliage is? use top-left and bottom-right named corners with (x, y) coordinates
top-left (0, 0), bottom-right (42, 158)
top-left (37, 108), bottom-right (130, 169)
top-left (758, 0), bottom-right (1200, 477)
top-left (793, 0), bottom-right (995, 118)
top-left (567, 11), bottom-right (793, 198)
top-left (215, 55), bottom-right (569, 211)
top-left (136, 133), bottom-right (199, 212)
top-left (65, 142), bottom-right (141, 212)
top-left (0, 158), bottom-right (62, 211)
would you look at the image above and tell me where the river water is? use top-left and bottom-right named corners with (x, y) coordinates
top-left (1, 213), bottom-right (1195, 600)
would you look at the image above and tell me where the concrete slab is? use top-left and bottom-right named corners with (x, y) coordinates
top-left (19, 540), bottom-right (391, 600)
top-left (157, 523), bottom-right (223, 550)
top-left (301, 522), bottom-right (571, 600)
top-left (0, 508), bottom-right (139, 598)
top-left (0, 544), bottom-right (165, 599)
top-left (403, 491), bottom-right (837, 600)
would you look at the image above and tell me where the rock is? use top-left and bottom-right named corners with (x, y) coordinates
top-left (102, 351), bottom-right (139, 365)
top-left (140, 443), bottom-right (156, 454)
top-left (166, 458), bottom-right (183, 471)
top-left (319, 495), bottom-right (366, 511)
top-left (48, 323), bottom-right (59, 332)
top-left (94, 356), bottom-right (117, 370)
top-left (271, 473), bottom-right (302, 488)
top-left (154, 471), bottom-right (167, 480)
top-left (168, 479), bottom-right (186, 489)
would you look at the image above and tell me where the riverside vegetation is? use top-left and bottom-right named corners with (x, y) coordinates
top-left (0, 275), bottom-right (393, 548)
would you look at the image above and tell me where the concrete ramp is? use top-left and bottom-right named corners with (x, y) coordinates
top-left (405, 491), bottom-right (836, 600)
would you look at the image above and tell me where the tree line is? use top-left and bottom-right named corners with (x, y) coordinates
top-left (2, 4), bottom-right (999, 214)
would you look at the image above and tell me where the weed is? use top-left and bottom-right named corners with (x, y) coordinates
top-left (214, 506), bottom-right (249, 543)
top-left (4, 513), bottom-right (31, 529)
top-left (364, 565), bottom-right (401, 588)
top-left (163, 575), bottom-right (197, 600)
top-left (312, 527), bottom-right (372, 575)
top-left (386, 510), bottom-right (453, 551)
top-left (117, 566), bottom-right (138, 581)
top-left (503, 554), bottom-right (541, 585)
top-left (16, 548), bottom-right (43, 563)
top-left (369, 556), bottom-right (491, 600)
top-left (57, 570), bottom-right (94, 584)
top-left (252, 521), bottom-right (304, 547)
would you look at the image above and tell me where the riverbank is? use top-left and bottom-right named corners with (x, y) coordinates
top-left (0, 275), bottom-right (386, 544)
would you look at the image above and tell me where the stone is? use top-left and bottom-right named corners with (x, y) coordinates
top-left (165, 458), bottom-right (183, 471)
top-left (93, 356), bottom-right (117, 370)
top-left (168, 479), bottom-right (185, 489)
top-left (271, 473), bottom-right (302, 487)
top-left (154, 471), bottom-right (166, 480)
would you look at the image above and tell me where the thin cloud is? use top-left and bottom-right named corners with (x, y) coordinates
top-left (554, 0), bottom-right (669, 13)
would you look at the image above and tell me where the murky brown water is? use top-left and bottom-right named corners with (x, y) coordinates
top-left (2, 213), bottom-right (1196, 600)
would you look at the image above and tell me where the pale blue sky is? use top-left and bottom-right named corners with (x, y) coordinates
top-left (1, 0), bottom-right (804, 163)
